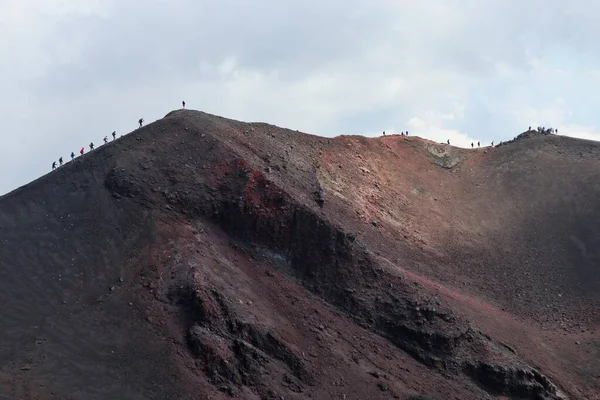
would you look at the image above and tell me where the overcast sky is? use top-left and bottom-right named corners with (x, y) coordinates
top-left (2, 0), bottom-right (600, 195)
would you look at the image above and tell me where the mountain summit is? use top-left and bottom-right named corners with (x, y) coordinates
top-left (0, 110), bottom-right (598, 399)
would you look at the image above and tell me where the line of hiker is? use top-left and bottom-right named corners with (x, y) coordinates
top-left (50, 128), bottom-right (122, 170)
top-left (443, 124), bottom-right (557, 147)
top-left (51, 126), bottom-right (127, 170)
top-left (50, 101), bottom-right (187, 171)
top-left (445, 139), bottom-right (494, 147)
top-left (380, 131), bottom-right (496, 148)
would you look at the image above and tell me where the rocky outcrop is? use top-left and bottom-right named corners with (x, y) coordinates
top-left (426, 144), bottom-right (462, 168)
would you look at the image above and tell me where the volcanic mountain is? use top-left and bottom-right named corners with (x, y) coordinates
top-left (0, 110), bottom-right (598, 400)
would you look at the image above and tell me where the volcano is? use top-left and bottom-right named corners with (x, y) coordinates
top-left (0, 110), bottom-right (598, 400)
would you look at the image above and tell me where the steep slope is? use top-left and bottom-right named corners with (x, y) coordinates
top-left (315, 131), bottom-right (600, 326)
top-left (0, 110), bottom-right (598, 400)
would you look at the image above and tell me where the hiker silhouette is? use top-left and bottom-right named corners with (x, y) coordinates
top-left (138, 118), bottom-right (144, 128)
top-left (112, 131), bottom-right (116, 140)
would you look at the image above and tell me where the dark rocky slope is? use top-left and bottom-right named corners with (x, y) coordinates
top-left (0, 110), bottom-right (598, 399)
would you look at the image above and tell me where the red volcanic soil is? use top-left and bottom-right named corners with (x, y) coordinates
top-left (0, 110), bottom-right (598, 400)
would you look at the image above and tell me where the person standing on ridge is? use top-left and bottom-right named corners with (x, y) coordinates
top-left (478, 141), bottom-right (480, 147)
top-left (491, 141), bottom-right (494, 147)
top-left (103, 136), bottom-right (108, 144)
top-left (80, 147), bottom-right (84, 156)
top-left (112, 131), bottom-right (116, 140)
top-left (59, 157), bottom-right (63, 166)
top-left (71, 152), bottom-right (75, 161)
top-left (52, 161), bottom-right (56, 170)
top-left (406, 131), bottom-right (409, 136)
top-left (138, 118), bottom-right (144, 128)
top-left (89, 142), bottom-right (94, 151)
top-left (447, 139), bottom-right (450, 145)
top-left (182, 100), bottom-right (186, 109)
top-left (471, 142), bottom-right (474, 148)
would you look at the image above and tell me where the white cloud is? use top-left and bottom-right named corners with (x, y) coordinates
top-left (560, 125), bottom-right (600, 141)
top-left (1, 0), bottom-right (600, 194)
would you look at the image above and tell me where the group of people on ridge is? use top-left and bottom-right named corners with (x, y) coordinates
top-left (51, 100), bottom-right (188, 171)
top-left (441, 124), bottom-right (556, 147)
top-left (51, 130), bottom-right (120, 171)
top-left (446, 139), bottom-right (493, 147)
top-left (382, 130), bottom-right (409, 136)
top-left (379, 127), bottom-right (560, 148)
top-left (49, 103), bottom-right (549, 171)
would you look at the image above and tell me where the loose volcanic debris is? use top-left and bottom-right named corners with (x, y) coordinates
top-left (0, 109), bottom-right (597, 399)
